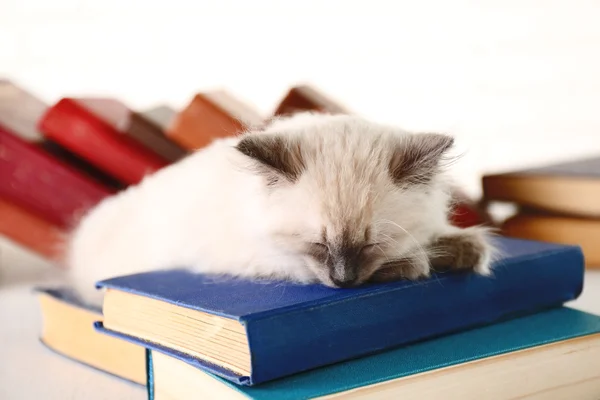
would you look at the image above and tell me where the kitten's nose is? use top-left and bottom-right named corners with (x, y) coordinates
top-left (330, 268), bottom-right (359, 288)
top-left (331, 276), bottom-right (359, 288)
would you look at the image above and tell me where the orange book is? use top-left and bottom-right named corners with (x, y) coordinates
top-left (167, 91), bottom-right (263, 150)
top-left (0, 197), bottom-right (65, 262)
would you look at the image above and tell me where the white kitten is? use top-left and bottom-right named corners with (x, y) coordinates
top-left (65, 112), bottom-right (494, 306)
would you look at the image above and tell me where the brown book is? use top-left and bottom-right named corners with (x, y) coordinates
top-left (167, 91), bottom-right (263, 150)
top-left (502, 211), bottom-right (600, 268)
top-left (0, 79), bottom-right (48, 140)
top-left (482, 156), bottom-right (600, 218)
top-left (74, 98), bottom-right (188, 162)
top-left (274, 85), bottom-right (349, 116)
top-left (0, 197), bottom-right (65, 261)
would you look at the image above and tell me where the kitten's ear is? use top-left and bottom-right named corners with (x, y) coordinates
top-left (235, 134), bottom-right (305, 183)
top-left (389, 133), bottom-right (454, 186)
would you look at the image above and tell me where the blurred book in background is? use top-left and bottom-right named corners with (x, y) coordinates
top-left (482, 157), bottom-right (600, 269)
top-left (166, 91), bottom-right (263, 150)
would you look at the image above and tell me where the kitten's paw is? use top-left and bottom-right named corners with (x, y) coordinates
top-left (429, 227), bottom-right (495, 275)
top-left (369, 256), bottom-right (430, 283)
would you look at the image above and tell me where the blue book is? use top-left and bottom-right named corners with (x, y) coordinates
top-left (147, 307), bottom-right (600, 399)
top-left (94, 237), bottom-right (585, 385)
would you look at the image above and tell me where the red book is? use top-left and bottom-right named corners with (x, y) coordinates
top-left (0, 124), bottom-right (111, 229)
top-left (449, 189), bottom-right (493, 228)
top-left (38, 99), bottom-right (168, 185)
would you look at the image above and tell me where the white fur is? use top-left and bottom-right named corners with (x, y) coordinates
top-left (65, 113), bottom-right (491, 306)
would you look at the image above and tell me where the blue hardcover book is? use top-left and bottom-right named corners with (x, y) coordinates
top-left (94, 237), bottom-right (585, 386)
top-left (147, 307), bottom-right (600, 399)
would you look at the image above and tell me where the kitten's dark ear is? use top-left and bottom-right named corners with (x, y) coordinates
top-left (389, 133), bottom-right (454, 186)
top-left (235, 134), bottom-right (305, 183)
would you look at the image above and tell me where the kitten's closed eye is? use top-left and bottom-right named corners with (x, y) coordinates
top-left (360, 243), bottom-right (378, 257)
top-left (308, 243), bottom-right (329, 263)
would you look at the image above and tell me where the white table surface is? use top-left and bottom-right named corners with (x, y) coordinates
top-left (1, 237), bottom-right (599, 400)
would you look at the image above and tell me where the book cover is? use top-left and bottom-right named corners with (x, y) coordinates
top-left (147, 307), bottom-right (600, 399)
top-left (35, 287), bottom-right (146, 385)
top-left (273, 85), bottom-right (349, 116)
top-left (482, 156), bottom-right (600, 217)
top-left (166, 91), bottom-right (263, 150)
top-left (0, 197), bottom-right (65, 260)
top-left (95, 237), bottom-right (584, 385)
top-left (38, 98), bottom-right (168, 185)
top-left (0, 124), bottom-right (112, 228)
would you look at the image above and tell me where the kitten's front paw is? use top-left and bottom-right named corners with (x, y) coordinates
top-left (429, 227), bottom-right (495, 275)
top-left (369, 256), bottom-right (430, 283)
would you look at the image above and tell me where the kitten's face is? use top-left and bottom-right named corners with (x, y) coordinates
top-left (235, 113), bottom-right (454, 288)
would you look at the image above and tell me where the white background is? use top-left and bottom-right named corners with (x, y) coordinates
top-left (2, 3), bottom-right (600, 398)
top-left (2, 0), bottom-right (600, 197)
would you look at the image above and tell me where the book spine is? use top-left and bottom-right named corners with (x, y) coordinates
top-left (0, 197), bottom-right (65, 261)
top-left (166, 95), bottom-right (245, 150)
top-left (274, 86), bottom-right (348, 116)
top-left (0, 125), bottom-right (111, 228)
top-left (127, 113), bottom-right (188, 162)
top-left (39, 99), bottom-right (168, 185)
top-left (244, 245), bottom-right (585, 384)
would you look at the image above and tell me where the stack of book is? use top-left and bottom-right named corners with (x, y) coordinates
top-left (37, 237), bottom-right (600, 398)
top-left (4, 78), bottom-right (599, 398)
top-left (482, 158), bottom-right (600, 268)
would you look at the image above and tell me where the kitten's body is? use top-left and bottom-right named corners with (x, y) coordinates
top-left (66, 113), bottom-right (493, 306)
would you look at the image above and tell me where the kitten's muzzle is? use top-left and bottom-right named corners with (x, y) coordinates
top-left (329, 263), bottom-right (359, 288)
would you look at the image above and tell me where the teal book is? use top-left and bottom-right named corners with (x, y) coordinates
top-left (147, 307), bottom-right (600, 399)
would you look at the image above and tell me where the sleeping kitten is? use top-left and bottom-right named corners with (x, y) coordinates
top-left (65, 112), bottom-right (494, 306)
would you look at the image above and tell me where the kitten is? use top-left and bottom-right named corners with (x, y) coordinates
top-left (65, 112), bottom-right (494, 306)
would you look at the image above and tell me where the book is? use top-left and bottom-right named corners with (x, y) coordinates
top-left (0, 124), bottom-right (112, 229)
top-left (166, 91), bottom-right (263, 150)
top-left (38, 139), bottom-right (125, 191)
top-left (0, 82), bottom-right (123, 190)
top-left (38, 98), bottom-right (168, 185)
top-left (482, 156), bottom-right (600, 218)
top-left (274, 85), bottom-right (348, 116)
top-left (35, 287), bottom-right (146, 385)
top-left (448, 188), bottom-right (492, 228)
top-left (94, 237), bottom-right (584, 385)
top-left (147, 307), bottom-right (600, 399)
top-left (75, 98), bottom-right (188, 162)
top-left (142, 105), bottom-right (177, 131)
top-left (0, 197), bottom-right (65, 260)
top-left (503, 211), bottom-right (600, 268)
top-left (0, 79), bottom-right (48, 141)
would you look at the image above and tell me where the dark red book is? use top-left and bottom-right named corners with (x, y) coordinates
top-left (449, 189), bottom-right (493, 228)
top-left (0, 124), bottom-right (112, 229)
top-left (274, 85), bottom-right (349, 116)
top-left (38, 99), bottom-right (169, 185)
